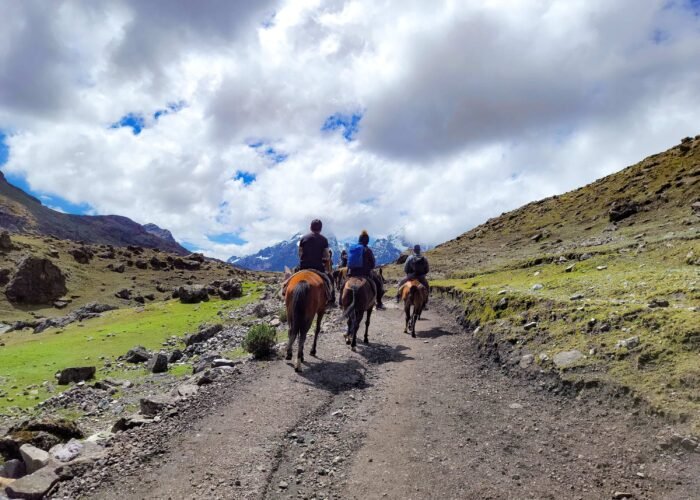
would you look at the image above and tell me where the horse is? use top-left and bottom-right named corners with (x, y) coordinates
top-left (333, 266), bottom-right (348, 291)
top-left (341, 276), bottom-right (376, 350)
top-left (400, 280), bottom-right (428, 338)
top-left (283, 269), bottom-right (327, 372)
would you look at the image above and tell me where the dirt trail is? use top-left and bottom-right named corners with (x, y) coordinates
top-left (59, 301), bottom-right (699, 500)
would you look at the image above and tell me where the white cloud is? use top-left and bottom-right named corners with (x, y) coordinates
top-left (1, 0), bottom-right (699, 260)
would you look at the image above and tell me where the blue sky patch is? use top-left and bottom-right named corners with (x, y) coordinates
top-left (0, 131), bottom-right (8, 165)
top-left (235, 170), bottom-right (256, 185)
top-left (652, 29), bottom-right (671, 44)
top-left (247, 140), bottom-right (288, 163)
top-left (207, 233), bottom-right (248, 245)
top-left (154, 100), bottom-right (186, 120)
top-left (110, 113), bottom-right (145, 134)
top-left (321, 112), bottom-right (362, 141)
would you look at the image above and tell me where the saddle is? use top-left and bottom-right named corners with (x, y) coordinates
top-left (281, 268), bottom-right (333, 302)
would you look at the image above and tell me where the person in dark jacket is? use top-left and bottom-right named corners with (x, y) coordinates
top-left (347, 230), bottom-right (385, 309)
top-left (298, 219), bottom-right (335, 305)
top-left (396, 245), bottom-right (429, 303)
top-left (338, 249), bottom-right (348, 268)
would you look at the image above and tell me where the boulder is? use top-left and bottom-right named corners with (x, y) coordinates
top-left (0, 268), bottom-right (10, 286)
top-left (552, 350), bottom-right (584, 368)
top-left (115, 288), bottom-right (132, 300)
top-left (0, 231), bottom-right (13, 251)
top-left (220, 279), bottom-right (243, 298)
top-left (4, 467), bottom-right (59, 499)
top-left (112, 263), bottom-right (125, 273)
top-left (146, 353), bottom-right (168, 373)
top-left (134, 260), bottom-right (148, 269)
top-left (111, 414), bottom-right (153, 433)
top-left (178, 285), bottom-right (209, 304)
top-left (691, 201), bottom-right (700, 214)
top-left (150, 256), bottom-right (166, 270)
top-left (0, 459), bottom-right (26, 479)
top-left (173, 258), bottom-right (201, 271)
top-left (68, 247), bottom-right (93, 264)
top-left (176, 384), bottom-right (199, 397)
top-left (5, 257), bottom-right (67, 305)
top-left (519, 354), bottom-right (535, 368)
top-left (168, 349), bottom-right (183, 363)
top-left (139, 395), bottom-right (176, 417)
top-left (9, 419), bottom-right (83, 442)
top-left (1, 433), bottom-right (60, 461)
top-left (19, 444), bottom-right (49, 474)
top-left (56, 367), bottom-right (95, 385)
top-left (185, 252), bottom-right (205, 263)
top-left (49, 440), bottom-right (83, 463)
top-left (609, 199), bottom-right (639, 222)
top-left (648, 298), bottom-right (669, 308)
top-left (185, 324), bottom-right (223, 346)
top-left (124, 346), bottom-right (150, 363)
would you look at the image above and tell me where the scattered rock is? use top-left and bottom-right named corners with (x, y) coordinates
top-left (115, 288), bottom-right (132, 300)
top-left (124, 346), bottom-right (150, 363)
top-left (139, 395), bottom-right (176, 417)
top-left (56, 367), bottom-right (96, 385)
top-left (519, 354), bottom-right (534, 368)
top-left (177, 285), bottom-right (209, 304)
top-left (616, 336), bottom-right (640, 350)
top-left (49, 440), bottom-right (84, 463)
top-left (168, 349), bottom-right (183, 363)
top-left (612, 492), bottom-right (635, 500)
top-left (19, 444), bottom-right (49, 474)
top-left (5, 257), bottom-right (67, 305)
top-left (111, 414), bottom-right (153, 433)
top-left (146, 353), bottom-right (168, 373)
top-left (523, 321), bottom-right (537, 331)
top-left (9, 419), bottom-right (83, 442)
top-left (185, 324), bottom-right (223, 346)
top-left (596, 265), bottom-right (608, 270)
top-left (112, 263), bottom-right (125, 273)
top-left (565, 264), bottom-right (575, 272)
top-left (0, 459), bottom-right (26, 479)
top-left (648, 298), bottom-right (669, 308)
top-left (570, 293), bottom-right (585, 300)
top-left (211, 358), bottom-right (239, 368)
top-left (0, 231), bottom-right (13, 251)
top-left (552, 350), bottom-right (584, 368)
top-left (69, 247), bottom-right (93, 264)
top-left (531, 284), bottom-right (544, 291)
top-left (4, 467), bottom-right (59, 499)
top-left (176, 384), bottom-right (199, 397)
top-left (609, 199), bottom-right (639, 222)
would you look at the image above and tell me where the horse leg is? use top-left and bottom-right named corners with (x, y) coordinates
top-left (310, 311), bottom-right (323, 357)
top-left (351, 311), bottom-right (360, 351)
top-left (296, 327), bottom-right (307, 372)
top-left (411, 313), bottom-right (417, 338)
top-left (286, 323), bottom-right (295, 361)
top-left (404, 303), bottom-right (410, 334)
top-left (364, 308), bottom-right (372, 344)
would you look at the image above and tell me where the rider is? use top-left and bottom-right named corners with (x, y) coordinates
top-left (396, 244), bottom-right (429, 303)
top-left (347, 230), bottom-right (386, 310)
top-left (298, 219), bottom-right (336, 306)
top-left (339, 249), bottom-right (348, 268)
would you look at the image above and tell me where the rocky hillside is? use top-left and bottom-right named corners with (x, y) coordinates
top-left (0, 172), bottom-right (188, 255)
top-left (229, 233), bottom-right (412, 271)
top-left (386, 136), bottom-right (700, 432)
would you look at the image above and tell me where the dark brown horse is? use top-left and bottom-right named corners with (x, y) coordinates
top-left (341, 276), bottom-right (376, 350)
top-left (283, 270), bottom-right (327, 372)
top-left (400, 279), bottom-right (428, 337)
top-left (333, 266), bottom-right (348, 291)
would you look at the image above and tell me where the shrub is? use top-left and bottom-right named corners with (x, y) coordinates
top-left (278, 307), bottom-right (288, 324)
top-left (243, 324), bottom-right (277, 359)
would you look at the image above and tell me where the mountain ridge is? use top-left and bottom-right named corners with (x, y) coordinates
top-left (0, 171), bottom-right (188, 255)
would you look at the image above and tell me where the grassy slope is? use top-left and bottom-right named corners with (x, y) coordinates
top-left (387, 136), bottom-right (700, 432)
top-left (0, 283), bottom-right (264, 412)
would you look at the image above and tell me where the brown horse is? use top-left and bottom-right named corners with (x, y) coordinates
top-left (401, 280), bottom-right (428, 337)
top-left (333, 267), bottom-right (348, 291)
top-left (341, 276), bottom-right (376, 350)
top-left (283, 270), bottom-right (326, 372)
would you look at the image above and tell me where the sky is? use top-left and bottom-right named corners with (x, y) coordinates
top-left (1, 0), bottom-right (699, 260)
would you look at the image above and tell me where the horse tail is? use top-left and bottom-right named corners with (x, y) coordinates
top-left (343, 285), bottom-right (357, 319)
top-left (408, 284), bottom-right (417, 303)
top-left (290, 280), bottom-right (311, 337)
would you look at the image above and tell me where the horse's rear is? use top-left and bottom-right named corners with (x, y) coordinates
top-left (284, 270), bottom-right (327, 371)
top-left (401, 280), bottom-right (428, 337)
top-left (341, 276), bottom-right (376, 349)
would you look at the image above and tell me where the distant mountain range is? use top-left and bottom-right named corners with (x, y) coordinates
top-left (228, 232), bottom-right (426, 271)
top-left (0, 171), bottom-right (188, 254)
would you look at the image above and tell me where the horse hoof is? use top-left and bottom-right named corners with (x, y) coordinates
top-left (351, 346), bottom-right (356, 352)
top-left (294, 366), bottom-right (301, 373)
top-left (285, 353), bottom-right (292, 361)
top-left (412, 333), bottom-right (416, 338)
top-left (345, 339), bottom-right (351, 345)
top-left (310, 349), bottom-right (316, 357)
top-left (363, 339), bottom-right (369, 344)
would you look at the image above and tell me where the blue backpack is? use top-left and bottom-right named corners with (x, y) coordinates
top-left (347, 244), bottom-right (365, 269)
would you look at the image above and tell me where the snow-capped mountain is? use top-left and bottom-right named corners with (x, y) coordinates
top-left (228, 232), bottom-right (421, 272)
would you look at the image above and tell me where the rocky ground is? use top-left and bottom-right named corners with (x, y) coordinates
top-left (33, 298), bottom-right (700, 500)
